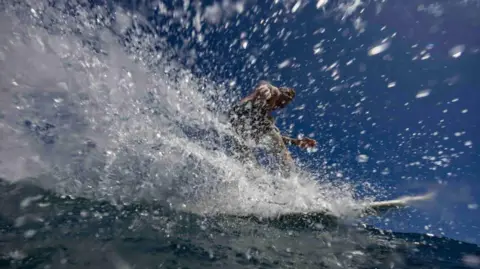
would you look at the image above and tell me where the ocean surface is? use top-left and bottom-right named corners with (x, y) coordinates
top-left (1, 178), bottom-right (480, 269)
top-left (1, 0), bottom-right (479, 268)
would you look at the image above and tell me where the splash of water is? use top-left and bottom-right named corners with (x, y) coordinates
top-left (0, 0), bottom-right (364, 219)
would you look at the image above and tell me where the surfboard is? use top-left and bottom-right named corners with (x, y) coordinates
top-left (362, 191), bottom-right (436, 214)
top-left (217, 191), bottom-right (437, 228)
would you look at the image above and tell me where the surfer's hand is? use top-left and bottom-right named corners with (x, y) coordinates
top-left (297, 138), bottom-right (316, 149)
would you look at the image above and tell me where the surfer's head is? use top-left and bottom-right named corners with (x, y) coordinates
top-left (275, 87), bottom-right (296, 109)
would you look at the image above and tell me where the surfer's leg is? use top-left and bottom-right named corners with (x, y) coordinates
top-left (228, 129), bottom-right (258, 167)
top-left (265, 128), bottom-right (295, 176)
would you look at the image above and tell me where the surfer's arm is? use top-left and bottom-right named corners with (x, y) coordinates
top-left (282, 136), bottom-right (299, 146)
top-left (282, 136), bottom-right (317, 149)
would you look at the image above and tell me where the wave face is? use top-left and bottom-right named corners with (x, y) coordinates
top-left (0, 0), bottom-right (478, 268)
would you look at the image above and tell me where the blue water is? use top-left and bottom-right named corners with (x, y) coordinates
top-left (1, 178), bottom-right (479, 269)
top-left (1, 0), bottom-right (479, 268)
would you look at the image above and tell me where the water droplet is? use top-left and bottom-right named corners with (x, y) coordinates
top-left (316, 0), bottom-right (328, 9)
top-left (24, 229), bottom-right (37, 239)
top-left (449, 45), bottom-right (465, 58)
top-left (468, 204), bottom-right (478, 210)
top-left (464, 141), bottom-right (472, 147)
top-left (291, 1), bottom-right (302, 13)
top-left (241, 40), bottom-right (248, 49)
top-left (387, 82), bottom-right (396, 88)
top-left (368, 41), bottom-right (390, 56)
top-left (329, 85), bottom-right (343, 92)
top-left (313, 47), bottom-right (322, 55)
top-left (416, 89), bottom-right (431, 99)
top-left (356, 154), bottom-right (369, 163)
top-left (293, 104), bottom-right (306, 110)
top-left (30, 8), bottom-right (38, 17)
top-left (278, 59), bottom-right (291, 69)
top-left (421, 53), bottom-right (431, 60)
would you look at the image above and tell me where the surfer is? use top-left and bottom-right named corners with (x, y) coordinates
top-left (228, 80), bottom-right (316, 174)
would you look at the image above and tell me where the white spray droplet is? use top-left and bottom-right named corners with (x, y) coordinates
top-left (368, 41), bottom-right (390, 56)
top-left (356, 154), bottom-right (369, 163)
top-left (278, 59), bottom-right (291, 69)
top-left (292, 1), bottom-right (302, 13)
top-left (468, 204), bottom-right (478, 210)
top-left (421, 53), bottom-right (431, 60)
top-left (241, 40), bottom-right (248, 49)
top-left (24, 230), bottom-right (37, 239)
top-left (316, 0), bottom-right (328, 9)
top-left (416, 89), bottom-right (431, 99)
top-left (329, 85), bottom-right (344, 92)
top-left (449, 45), bottom-right (465, 58)
top-left (387, 82), bottom-right (396, 88)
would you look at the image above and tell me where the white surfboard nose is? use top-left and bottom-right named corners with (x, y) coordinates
top-left (363, 191), bottom-right (437, 214)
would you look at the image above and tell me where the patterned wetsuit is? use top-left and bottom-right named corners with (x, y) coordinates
top-left (228, 99), bottom-right (274, 142)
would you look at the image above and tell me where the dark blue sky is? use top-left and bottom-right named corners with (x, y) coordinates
top-left (115, 0), bottom-right (480, 243)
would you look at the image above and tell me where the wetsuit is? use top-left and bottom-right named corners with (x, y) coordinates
top-left (228, 98), bottom-right (275, 143)
top-left (228, 98), bottom-right (294, 174)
